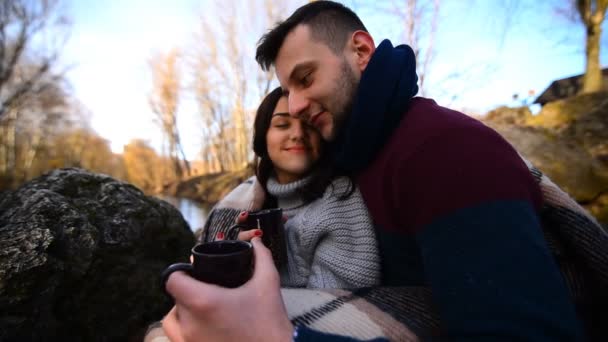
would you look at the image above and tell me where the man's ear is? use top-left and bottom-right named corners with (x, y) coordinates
top-left (350, 30), bottom-right (375, 72)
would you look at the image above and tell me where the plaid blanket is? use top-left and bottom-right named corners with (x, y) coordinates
top-left (199, 176), bottom-right (266, 242)
top-left (192, 162), bottom-right (608, 341)
top-left (282, 287), bottom-right (434, 341)
top-left (524, 159), bottom-right (608, 340)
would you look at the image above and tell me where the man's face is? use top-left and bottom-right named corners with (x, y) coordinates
top-left (275, 25), bottom-right (360, 141)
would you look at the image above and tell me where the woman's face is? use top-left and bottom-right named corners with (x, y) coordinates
top-left (266, 96), bottom-right (322, 184)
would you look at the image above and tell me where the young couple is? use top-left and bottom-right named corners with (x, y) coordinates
top-left (202, 86), bottom-right (380, 289)
top-left (159, 1), bottom-right (592, 341)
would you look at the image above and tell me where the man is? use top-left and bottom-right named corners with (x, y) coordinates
top-left (163, 1), bottom-right (583, 341)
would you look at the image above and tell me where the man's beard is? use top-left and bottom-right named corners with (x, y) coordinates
top-left (330, 58), bottom-right (359, 138)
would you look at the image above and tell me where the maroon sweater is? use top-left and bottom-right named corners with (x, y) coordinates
top-left (295, 98), bottom-right (582, 341)
top-left (358, 97), bottom-right (579, 339)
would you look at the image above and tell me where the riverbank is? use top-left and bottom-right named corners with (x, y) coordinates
top-left (173, 166), bottom-right (254, 205)
top-left (159, 196), bottom-right (211, 231)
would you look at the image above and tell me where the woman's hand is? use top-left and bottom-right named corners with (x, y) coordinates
top-left (235, 211), bottom-right (262, 241)
top-left (214, 228), bottom-right (262, 242)
top-left (210, 211), bottom-right (264, 242)
top-left (216, 210), bottom-right (287, 241)
top-left (237, 229), bottom-right (263, 241)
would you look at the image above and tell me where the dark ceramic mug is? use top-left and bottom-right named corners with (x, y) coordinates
top-left (243, 208), bottom-right (287, 268)
top-left (161, 239), bottom-right (253, 293)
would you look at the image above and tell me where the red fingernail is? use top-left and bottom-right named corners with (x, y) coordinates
top-left (216, 232), bottom-right (225, 239)
top-left (240, 212), bottom-right (247, 217)
top-left (254, 229), bottom-right (263, 237)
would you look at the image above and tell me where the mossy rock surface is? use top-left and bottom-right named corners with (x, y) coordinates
top-left (527, 91), bottom-right (608, 129)
top-left (0, 168), bottom-right (195, 341)
top-left (483, 91), bottom-right (608, 225)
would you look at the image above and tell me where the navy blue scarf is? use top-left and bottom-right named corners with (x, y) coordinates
top-left (332, 40), bottom-right (418, 174)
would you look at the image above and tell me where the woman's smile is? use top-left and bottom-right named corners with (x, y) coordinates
top-left (284, 145), bottom-right (309, 152)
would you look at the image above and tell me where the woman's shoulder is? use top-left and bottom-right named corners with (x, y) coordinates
top-left (215, 176), bottom-right (265, 211)
top-left (304, 177), bottom-right (371, 226)
top-left (329, 176), bottom-right (351, 186)
top-left (321, 177), bottom-right (361, 201)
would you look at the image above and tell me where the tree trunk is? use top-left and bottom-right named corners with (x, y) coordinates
top-left (0, 124), bottom-right (6, 174)
top-left (581, 20), bottom-right (603, 93)
top-left (578, 0), bottom-right (607, 94)
top-left (22, 128), bottom-right (42, 181)
top-left (7, 109), bottom-right (17, 177)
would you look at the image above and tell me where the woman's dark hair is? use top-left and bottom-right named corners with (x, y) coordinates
top-left (253, 87), bottom-right (354, 207)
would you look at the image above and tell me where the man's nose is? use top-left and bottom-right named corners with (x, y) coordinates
top-left (288, 92), bottom-right (309, 119)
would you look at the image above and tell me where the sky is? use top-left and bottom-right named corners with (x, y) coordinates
top-left (62, 0), bottom-right (608, 160)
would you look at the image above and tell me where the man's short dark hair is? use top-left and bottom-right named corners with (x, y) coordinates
top-left (256, 1), bottom-right (367, 71)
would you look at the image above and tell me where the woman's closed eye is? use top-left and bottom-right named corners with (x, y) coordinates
top-left (274, 123), bottom-right (289, 129)
top-left (271, 117), bottom-right (290, 129)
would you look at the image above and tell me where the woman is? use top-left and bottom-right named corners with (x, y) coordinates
top-left (201, 87), bottom-right (380, 289)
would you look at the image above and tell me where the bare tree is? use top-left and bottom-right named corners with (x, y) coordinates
top-left (191, 30), bottom-right (231, 173)
top-left (401, 0), bottom-right (440, 96)
top-left (123, 139), bottom-right (163, 193)
top-left (538, 0), bottom-right (608, 94)
top-left (17, 80), bottom-right (70, 180)
top-left (0, 0), bottom-right (69, 119)
top-left (148, 48), bottom-right (190, 181)
top-left (362, 0), bottom-right (440, 96)
top-left (0, 0), bottom-right (70, 186)
top-left (574, 0), bottom-right (607, 93)
top-left (188, 0), bottom-right (286, 173)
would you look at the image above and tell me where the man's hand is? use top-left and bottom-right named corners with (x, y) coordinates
top-left (163, 237), bottom-right (294, 342)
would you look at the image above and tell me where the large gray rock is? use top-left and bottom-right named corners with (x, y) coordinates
top-left (562, 96), bottom-right (608, 166)
top-left (484, 105), bottom-right (534, 126)
top-left (0, 168), bottom-right (195, 341)
top-left (482, 92), bottom-right (608, 224)
top-left (486, 123), bottom-right (607, 202)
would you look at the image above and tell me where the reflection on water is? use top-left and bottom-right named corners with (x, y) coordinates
top-left (159, 196), bottom-right (212, 232)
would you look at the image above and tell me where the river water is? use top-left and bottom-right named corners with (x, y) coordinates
top-left (159, 196), bottom-right (211, 232)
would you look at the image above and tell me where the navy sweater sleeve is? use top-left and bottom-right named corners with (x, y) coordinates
top-left (394, 122), bottom-right (583, 340)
